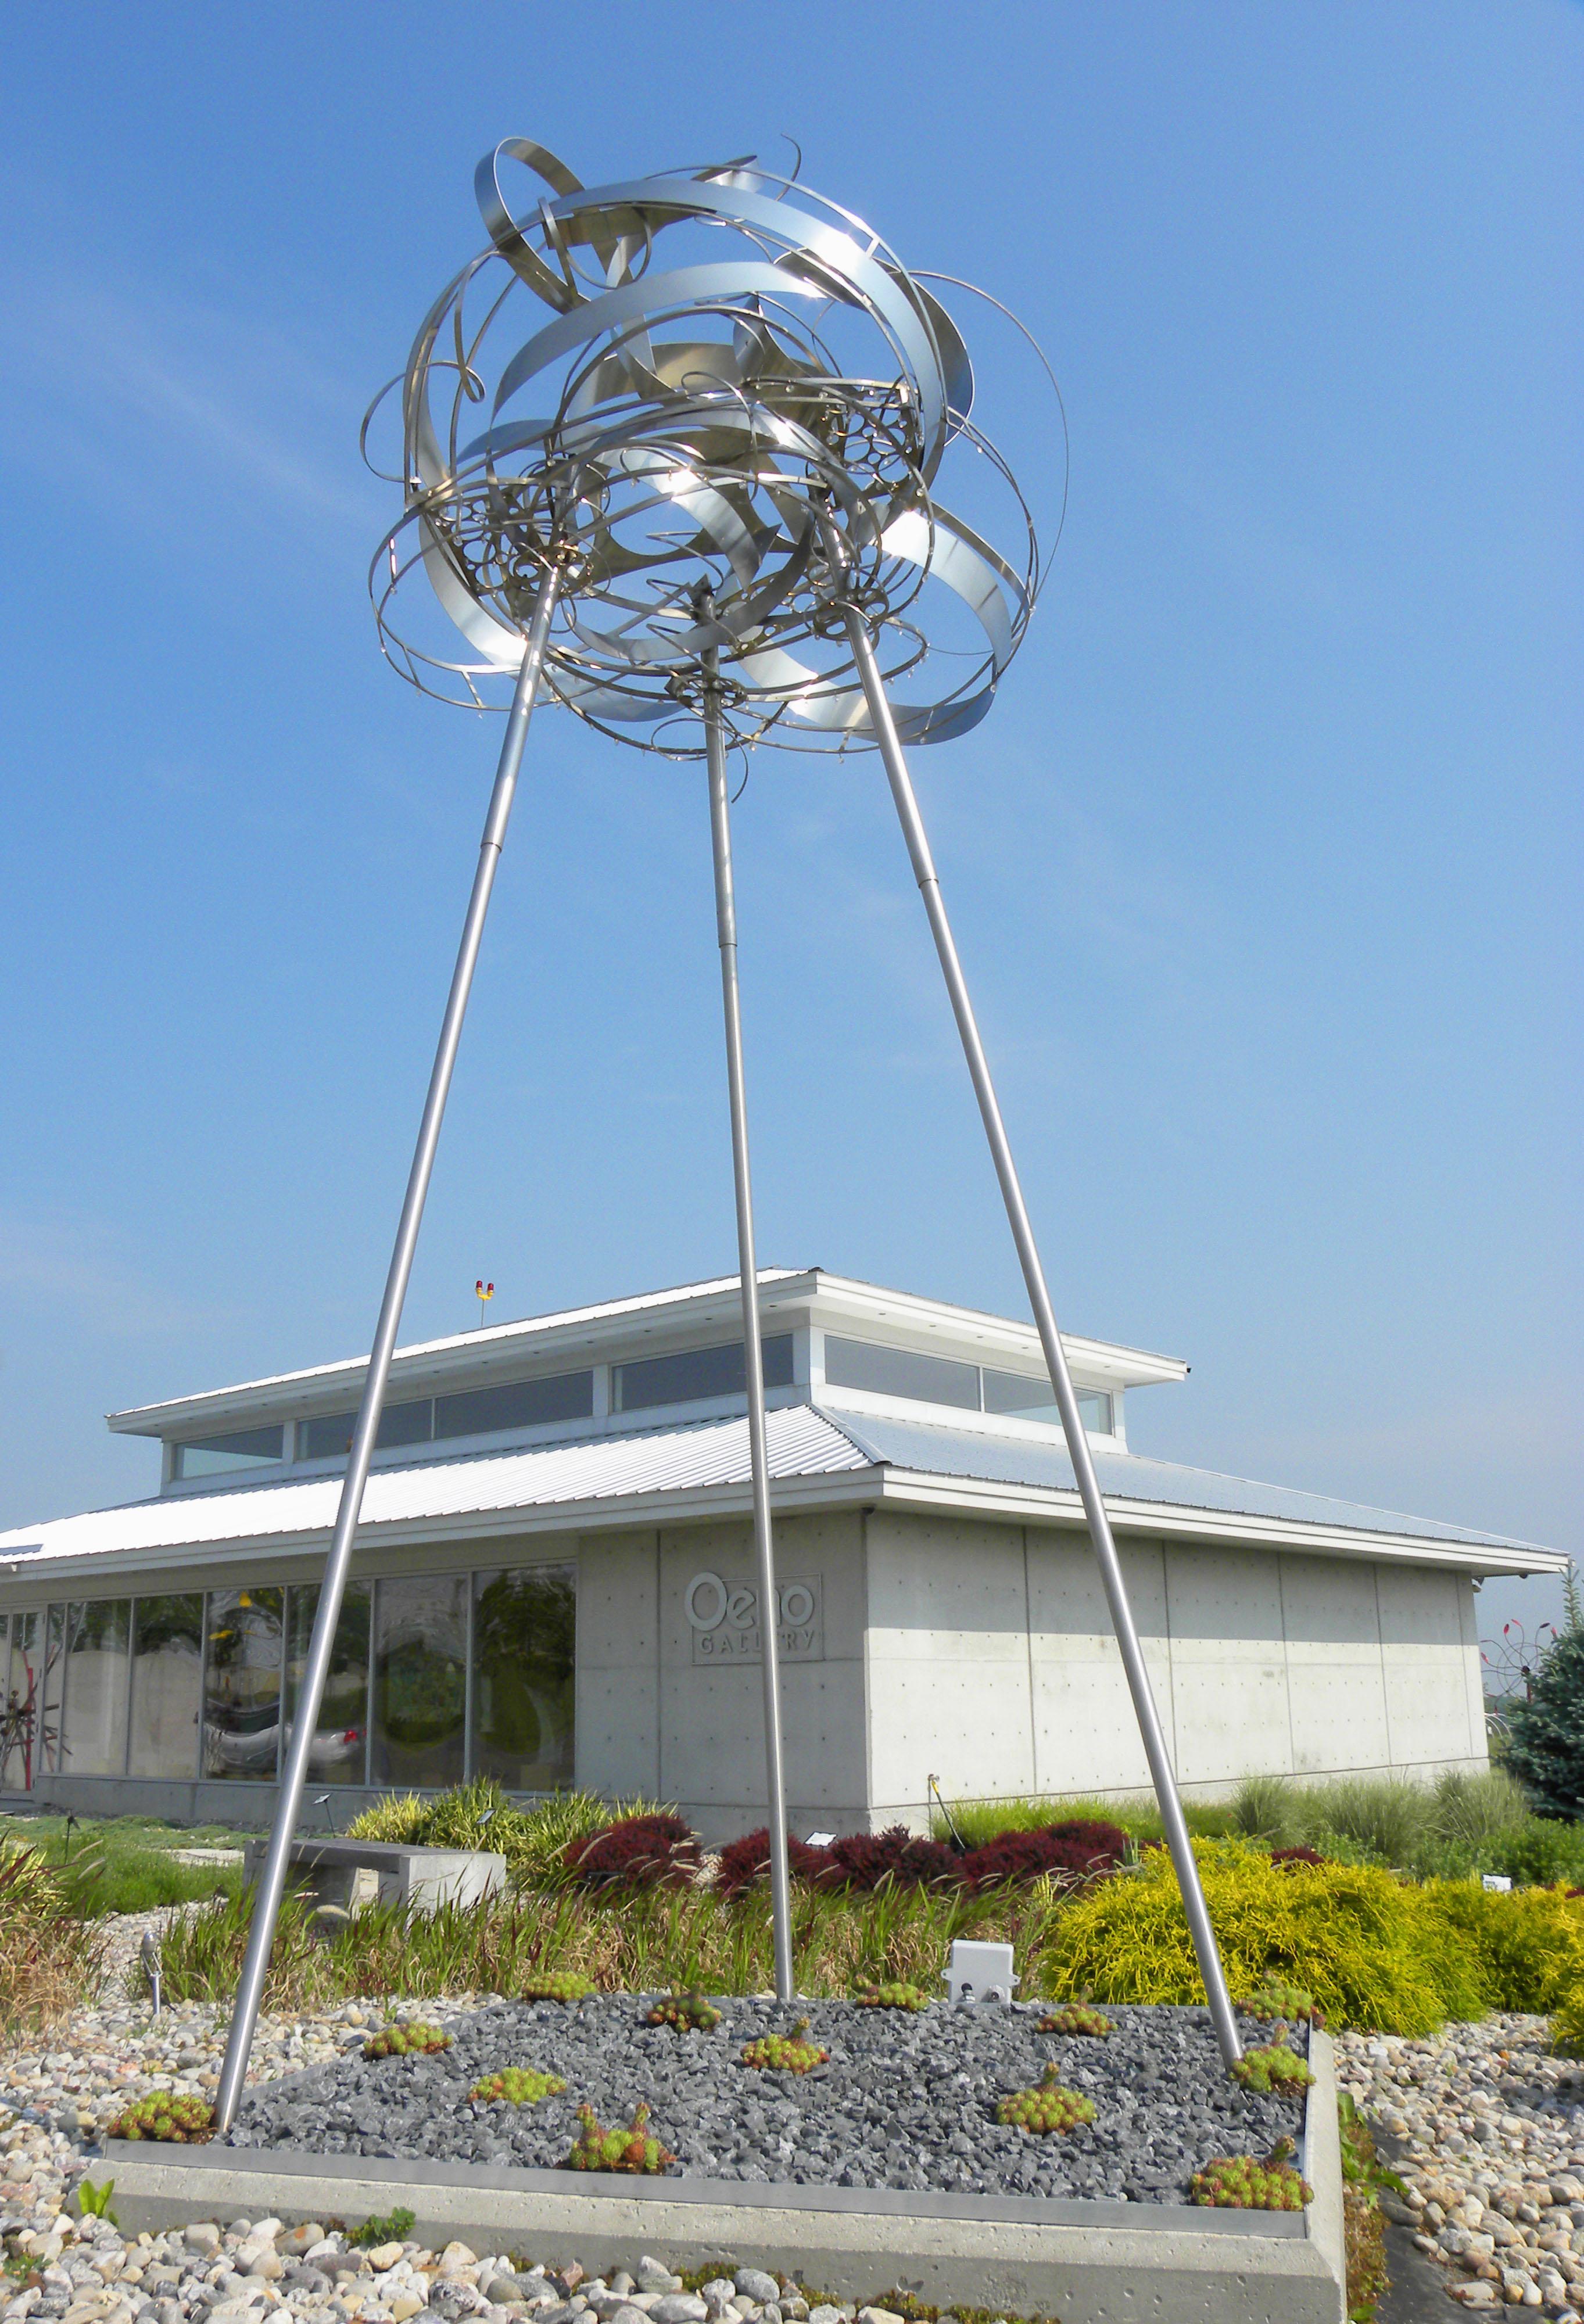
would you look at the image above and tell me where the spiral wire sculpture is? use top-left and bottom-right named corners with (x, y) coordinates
top-left (365, 138), bottom-right (1048, 752)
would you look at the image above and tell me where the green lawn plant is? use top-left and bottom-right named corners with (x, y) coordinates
top-left (1231, 2040), bottom-right (1314, 2095)
top-left (73, 2179), bottom-right (117, 2225)
top-left (996, 2064), bottom-right (1095, 2133)
top-left (854, 1980), bottom-right (930, 2010)
top-left (0, 1813), bottom-right (248, 1918)
top-left (741, 2018), bottom-right (829, 2072)
top-left (349, 2208), bottom-right (416, 2250)
top-left (470, 2067), bottom-right (566, 2104)
top-left (105, 2092), bottom-right (213, 2143)
top-left (364, 2020), bottom-right (451, 2057)
top-left (1038, 2003), bottom-right (1112, 2036)
top-left (647, 1991), bottom-right (722, 2030)
top-left (562, 2101), bottom-right (675, 2174)
top-left (1191, 2141), bottom-right (1310, 2210)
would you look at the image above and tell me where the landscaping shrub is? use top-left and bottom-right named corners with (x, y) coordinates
top-left (1040, 1841), bottom-right (1487, 2032)
top-left (1431, 1767), bottom-right (1533, 1850)
top-left (1508, 1629), bottom-right (1584, 1820)
top-left (565, 1812), bottom-right (702, 1892)
top-left (347, 1784), bottom-right (669, 1891)
top-left (819, 1826), bottom-right (962, 1891)
top-left (1425, 1880), bottom-right (1584, 2014)
top-left (960, 1819), bottom-right (1129, 1890)
top-left (0, 1839), bottom-right (107, 2032)
top-left (345, 1793), bottom-right (429, 1844)
top-left (714, 1827), bottom-right (840, 1897)
top-left (1271, 1845), bottom-right (1327, 1870)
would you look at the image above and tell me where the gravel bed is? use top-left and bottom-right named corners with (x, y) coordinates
top-left (227, 1996), bottom-right (1310, 2205)
top-left (1335, 2015), bottom-right (1584, 2316)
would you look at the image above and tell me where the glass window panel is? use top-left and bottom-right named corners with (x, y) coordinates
top-left (472, 1566), bottom-right (575, 1792)
top-left (822, 1335), bottom-right (980, 1411)
top-left (433, 1372), bottom-right (593, 1441)
top-left (614, 1335), bottom-right (794, 1413)
top-left (283, 1581), bottom-right (371, 1783)
top-left (297, 1401), bottom-right (432, 1462)
top-left (60, 1601), bottom-right (131, 1777)
top-left (128, 1595), bottom-right (203, 1779)
top-left (202, 1588), bottom-right (284, 1780)
top-left (370, 1574), bottom-right (467, 1789)
top-left (42, 1606), bottom-right (67, 1774)
top-left (173, 1426), bottom-right (284, 1480)
top-left (1, 1610), bottom-right (42, 1792)
top-left (1078, 1389), bottom-right (1113, 1436)
top-left (982, 1369), bottom-right (1113, 1433)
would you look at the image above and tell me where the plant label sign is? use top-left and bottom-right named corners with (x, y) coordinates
top-left (685, 1570), bottom-right (824, 1666)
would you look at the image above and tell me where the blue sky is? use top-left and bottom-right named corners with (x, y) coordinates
top-left (1, 2), bottom-right (1578, 1650)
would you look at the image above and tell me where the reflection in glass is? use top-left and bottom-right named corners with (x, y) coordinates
top-left (822, 1335), bottom-right (979, 1410)
top-left (61, 1601), bottom-right (131, 1776)
top-left (371, 1575), bottom-right (467, 1787)
top-left (128, 1595), bottom-right (203, 1779)
top-left (173, 1426), bottom-right (285, 1479)
top-left (615, 1335), bottom-right (794, 1412)
top-left (472, 1566), bottom-right (575, 1791)
top-left (203, 1590), bottom-right (284, 1780)
top-left (284, 1581), bottom-right (371, 1783)
top-left (298, 1402), bottom-right (432, 1462)
top-left (433, 1373), bottom-right (593, 1440)
top-left (42, 1606), bottom-right (67, 1774)
top-left (1, 1610), bottom-right (41, 1792)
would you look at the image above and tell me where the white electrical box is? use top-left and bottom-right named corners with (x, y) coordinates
top-left (1481, 1873), bottom-right (1513, 1893)
top-left (945, 1938), bottom-right (1017, 2004)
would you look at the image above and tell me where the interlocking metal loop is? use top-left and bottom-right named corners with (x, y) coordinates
top-left (367, 140), bottom-right (1047, 751)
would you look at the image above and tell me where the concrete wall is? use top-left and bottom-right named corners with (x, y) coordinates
top-left (863, 1511), bottom-right (1488, 1828)
top-left (15, 1507), bottom-right (1489, 1839)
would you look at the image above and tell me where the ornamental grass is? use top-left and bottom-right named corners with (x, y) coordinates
top-left (0, 1839), bottom-right (107, 2035)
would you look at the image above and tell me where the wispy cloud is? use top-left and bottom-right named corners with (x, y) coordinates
top-left (0, 1211), bottom-right (220, 1342)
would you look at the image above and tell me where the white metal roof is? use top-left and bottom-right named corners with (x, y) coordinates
top-left (105, 1268), bottom-right (1188, 1439)
top-left (0, 1401), bottom-right (1560, 1583)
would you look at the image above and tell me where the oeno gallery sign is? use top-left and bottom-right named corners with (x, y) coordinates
top-left (685, 1570), bottom-right (825, 1666)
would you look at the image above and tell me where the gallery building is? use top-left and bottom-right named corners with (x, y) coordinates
top-left (0, 1269), bottom-right (1560, 1839)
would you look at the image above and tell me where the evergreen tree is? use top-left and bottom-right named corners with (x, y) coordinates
top-left (1507, 1612), bottom-right (1584, 1821)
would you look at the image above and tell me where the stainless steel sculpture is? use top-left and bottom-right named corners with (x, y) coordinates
top-left (216, 138), bottom-right (1241, 2128)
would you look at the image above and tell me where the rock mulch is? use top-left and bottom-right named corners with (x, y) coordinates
top-left (227, 1995), bottom-right (1309, 2204)
top-left (1336, 2014), bottom-right (1584, 2317)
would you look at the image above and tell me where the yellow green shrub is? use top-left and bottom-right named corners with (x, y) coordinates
top-left (1550, 1989), bottom-right (1584, 2056)
top-left (1037, 1842), bottom-right (1486, 2033)
top-left (1425, 1881), bottom-right (1584, 2014)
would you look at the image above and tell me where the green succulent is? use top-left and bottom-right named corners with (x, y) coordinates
top-left (1192, 2141), bottom-right (1311, 2209)
top-left (647, 1991), bottom-right (722, 2032)
top-left (469, 2067), bottom-right (567, 2106)
top-left (105, 2092), bottom-right (214, 2144)
top-left (1231, 2041), bottom-right (1314, 2095)
top-left (996, 2063), bottom-right (1096, 2134)
top-left (522, 1970), bottom-right (596, 2003)
top-left (562, 2100), bottom-right (675, 2174)
top-left (853, 1981), bottom-right (930, 2011)
top-left (741, 2017), bottom-right (829, 2074)
top-left (1038, 2003), bottom-right (1113, 2037)
top-left (1239, 1984), bottom-right (1327, 2028)
top-left (364, 2020), bottom-right (452, 2058)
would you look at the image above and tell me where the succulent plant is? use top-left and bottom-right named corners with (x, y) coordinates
top-left (468, 2067), bottom-right (567, 2105)
top-left (105, 2092), bottom-right (214, 2144)
top-left (1191, 2142), bottom-right (1311, 2208)
top-left (521, 1970), bottom-right (596, 2003)
top-left (995, 2063), bottom-right (1096, 2134)
top-left (741, 2017), bottom-right (829, 2073)
top-left (1038, 2003), bottom-right (1113, 2038)
top-left (853, 1981), bottom-right (930, 2011)
top-left (646, 1990), bottom-right (723, 2032)
top-left (363, 2020), bottom-right (453, 2058)
top-left (1238, 1984), bottom-right (1327, 2028)
top-left (1231, 2040), bottom-right (1314, 2095)
top-left (562, 2100), bottom-right (675, 2174)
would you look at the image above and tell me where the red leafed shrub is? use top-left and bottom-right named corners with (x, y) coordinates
top-left (564, 1812), bottom-right (702, 1892)
top-left (819, 1826), bottom-right (963, 1892)
top-left (960, 1819), bottom-right (1130, 1892)
top-left (1271, 1844), bottom-right (1327, 1869)
top-left (714, 1827), bottom-right (838, 1898)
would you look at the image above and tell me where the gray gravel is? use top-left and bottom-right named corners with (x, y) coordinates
top-left (226, 1996), bottom-right (1309, 2204)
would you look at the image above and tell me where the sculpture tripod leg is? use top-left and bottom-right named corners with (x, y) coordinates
top-left (214, 564), bottom-right (564, 2131)
top-left (701, 647), bottom-right (796, 2003)
top-left (838, 602), bottom-right (1244, 2070)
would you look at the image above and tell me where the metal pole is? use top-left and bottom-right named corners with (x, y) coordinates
top-left (214, 562), bottom-right (562, 2129)
top-left (701, 640), bottom-right (795, 2004)
top-left (827, 557), bottom-right (1242, 2068)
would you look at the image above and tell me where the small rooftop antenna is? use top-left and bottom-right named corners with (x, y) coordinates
top-left (475, 1279), bottom-right (494, 1329)
top-left (214, 131), bottom-right (1243, 2128)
